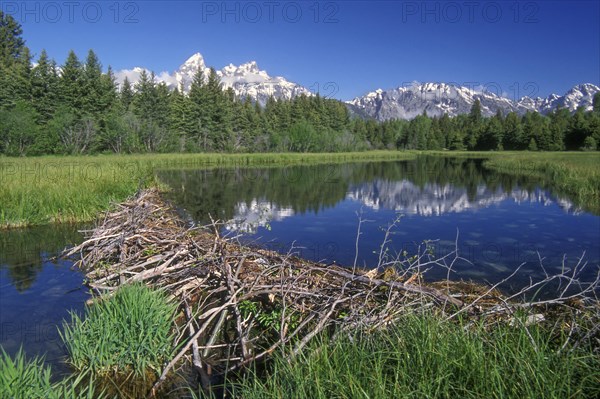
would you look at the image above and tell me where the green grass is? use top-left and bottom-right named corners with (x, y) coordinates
top-left (0, 151), bottom-right (414, 228)
top-left (232, 312), bottom-right (600, 399)
top-left (0, 347), bottom-right (100, 399)
top-left (234, 314), bottom-right (600, 399)
top-left (60, 283), bottom-right (178, 379)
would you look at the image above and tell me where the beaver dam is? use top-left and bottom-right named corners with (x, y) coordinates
top-left (63, 189), bottom-right (600, 398)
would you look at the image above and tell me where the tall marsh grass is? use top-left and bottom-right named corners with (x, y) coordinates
top-left (233, 312), bottom-right (600, 399)
top-left (0, 348), bottom-right (100, 399)
top-left (0, 151), bottom-right (414, 228)
top-left (60, 283), bottom-right (178, 378)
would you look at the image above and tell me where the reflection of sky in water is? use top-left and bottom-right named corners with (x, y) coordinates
top-left (225, 181), bottom-right (599, 286)
top-left (0, 239), bottom-right (89, 377)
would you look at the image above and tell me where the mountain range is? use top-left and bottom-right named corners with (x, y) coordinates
top-left (115, 53), bottom-right (599, 120)
top-left (347, 83), bottom-right (599, 121)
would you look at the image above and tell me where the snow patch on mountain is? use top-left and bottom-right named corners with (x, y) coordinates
top-left (115, 52), bottom-right (313, 105)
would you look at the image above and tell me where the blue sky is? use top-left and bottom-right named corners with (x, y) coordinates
top-left (6, 0), bottom-right (600, 100)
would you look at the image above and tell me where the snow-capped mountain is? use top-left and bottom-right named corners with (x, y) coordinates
top-left (115, 53), bottom-right (598, 119)
top-left (347, 82), bottom-right (599, 121)
top-left (115, 53), bottom-right (313, 105)
top-left (517, 84), bottom-right (600, 114)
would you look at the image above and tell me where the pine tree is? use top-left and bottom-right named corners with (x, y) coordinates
top-left (593, 92), bottom-right (600, 114)
top-left (547, 107), bottom-right (569, 151)
top-left (132, 70), bottom-right (156, 122)
top-left (565, 107), bottom-right (589, 150)
top-left (528, 137), bottom-right (538, 151)
top-left (502, 112), bottom-right (524, 150)
top-left (479, 110), bottom-right (504, 150)
top-left (59, 50), bottom-right (84, 116)
top-left (438, 113), bottom-right (452, 149)
top-left (98, 66), bottom-right (118, 115)
top-left (154, 82), bottom-right (171, 129)
top-left (169, 86), bottom-right (193, 151)
top-left (203, 68), bottom-right (229, 150)
top-left (0, 11), bottom-right (26, 64)
top-left (448, 114), bottom-right (468, 150)
top-left (120, 77), bottom-right (134, 111)
top-left (30, 49), bottom-right (60, 123)
top-left (522, 111), bottom-right (552, 150)
top-left (585, 110), bottom-right (600, 150)
top-left (427, 117), bottom-right (443, 150)
top-left (466, 99), bottom-right (483, 149)
top-left (188, 68), bottom-right (208, 148)
top-left (81, 49), bottom-right (103, 116)
top-left (0, 13), bottom-right (31, 108)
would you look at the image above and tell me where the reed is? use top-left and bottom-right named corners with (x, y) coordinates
top-left (0, 347), bottom-right (100, 399)
top-left (233, 311), bottom-right (600, 399)
top-left (60, 283), bottom-right (178, 379)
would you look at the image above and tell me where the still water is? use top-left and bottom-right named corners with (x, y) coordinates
top-left (158, 157), bottom-right (600, 287)
top-left (0, 224), bottom-right (89, 375)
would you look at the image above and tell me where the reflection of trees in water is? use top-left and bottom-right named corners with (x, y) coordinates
top-left (0, 225), bottom-right (83, 291)
top-left (158, 156), bottom-right (575, 225)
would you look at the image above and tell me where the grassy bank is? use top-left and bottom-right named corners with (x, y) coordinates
top-left (233, 312), bottom-right (600, 399)
top-left (481, 152), bottom-right (600, 212)
top-left (421, 151), bottom-right (600, 213)
top-left (0, 151), bottom-right (414, 228)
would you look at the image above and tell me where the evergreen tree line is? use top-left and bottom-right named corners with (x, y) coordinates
top-left (1, 12), bottom-right (599, 156)
top-left (370, 98), bottom-right (600, 152)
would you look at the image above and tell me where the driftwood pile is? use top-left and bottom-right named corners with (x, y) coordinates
top-left (64, 189), bottom-right (600, 396)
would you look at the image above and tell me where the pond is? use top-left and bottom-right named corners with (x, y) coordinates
top-left (158, 156), bottom-right (600, 289)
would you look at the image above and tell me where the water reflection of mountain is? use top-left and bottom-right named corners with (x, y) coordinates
top-left (347, 180), bottom-right (578, 216)
top-left (158, 156), bottom-right (588, 232)
top-left (225, 200), bottom-right (294, 233)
